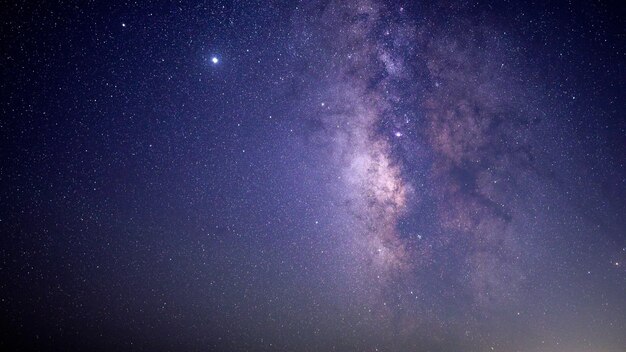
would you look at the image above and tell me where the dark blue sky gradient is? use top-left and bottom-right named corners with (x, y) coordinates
top-left (1, 1), bottom-right (625, 351)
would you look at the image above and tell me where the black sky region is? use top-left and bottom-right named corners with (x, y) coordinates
top-left (1, 1), bottom-right (626, 351)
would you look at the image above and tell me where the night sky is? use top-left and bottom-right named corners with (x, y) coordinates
top-left (1, 1), bottom-right (626, 351)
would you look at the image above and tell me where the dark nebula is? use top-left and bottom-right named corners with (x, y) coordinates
top-left (1, 1), bottom-right (625, 351)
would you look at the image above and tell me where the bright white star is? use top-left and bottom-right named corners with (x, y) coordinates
top-left (211, 57), bottom-right (219, 64)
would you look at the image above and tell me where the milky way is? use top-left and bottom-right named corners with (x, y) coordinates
top-left (300, 0), bottom-right (531, 304)
top-left (289, 1), bottom-right (625, 349)
top-left (2, 0), bottom-right (625, 351)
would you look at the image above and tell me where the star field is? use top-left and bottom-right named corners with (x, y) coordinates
top-left (1, 1), bottom-right (625, 351)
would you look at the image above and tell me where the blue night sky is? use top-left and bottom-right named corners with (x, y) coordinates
top-left (1, 1), bottom-right (625, 351)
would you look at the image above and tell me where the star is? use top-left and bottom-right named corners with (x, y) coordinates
top-left (211, 56), bottom-right (219, 64)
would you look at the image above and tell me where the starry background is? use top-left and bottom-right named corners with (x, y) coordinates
top-left (1, 1), bottom-right (625, 351)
